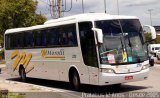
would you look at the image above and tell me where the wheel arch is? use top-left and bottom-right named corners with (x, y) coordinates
top-left (68, 65), bottom-right (80, 82)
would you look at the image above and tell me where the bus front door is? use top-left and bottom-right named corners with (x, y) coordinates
top-left (79, 22), bottom-right (99, 85)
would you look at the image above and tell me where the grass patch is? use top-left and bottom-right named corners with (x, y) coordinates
top-left (8, 92), bottom-right (25, 98)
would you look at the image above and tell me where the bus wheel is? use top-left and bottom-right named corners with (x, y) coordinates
top-left (70, 71), bottom-right (81, 91)
top-left (157, 56), bottom-right (160, 60)
top-left (19, 67), bottom-right (26, 82)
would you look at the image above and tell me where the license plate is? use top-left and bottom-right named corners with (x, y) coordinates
top-left (125, 76), bottom-right (133, 80)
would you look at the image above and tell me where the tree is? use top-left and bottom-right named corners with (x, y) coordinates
top-left (144, 33), bottom-right (152, 43)
top-left (155, 35), bottom-right (160, 44)
top-left (0, 0), bottom-right (46, 43)
top-left (144, 33), bottom-right (160, 44)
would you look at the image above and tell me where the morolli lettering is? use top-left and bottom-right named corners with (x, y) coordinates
top-left (47, 49), bottom-right (64, 55)
top-left (41, 49), bottom-right (65, 58)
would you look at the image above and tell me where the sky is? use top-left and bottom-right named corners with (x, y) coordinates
top-left (36, 0), bottom-right (160, 26)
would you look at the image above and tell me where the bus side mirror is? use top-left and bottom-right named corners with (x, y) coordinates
top-left (92, 28), bottom-right (103, 44)
top-left (143, 25), bottom-right (156, 40)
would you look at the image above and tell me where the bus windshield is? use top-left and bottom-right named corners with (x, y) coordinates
top-left (95, 19), bottom-right (148, 65)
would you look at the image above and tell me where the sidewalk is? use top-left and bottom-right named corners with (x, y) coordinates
top-left (0, 63), bottom-right (6, 74)
top-left (0, 79), bottom-right (81, 98)
top-left (0, 63), bottom-right (79, 98)
top-left (153, 57), bottom-right (160, 64)
top-left (0, 64), bottom-right (6, 68)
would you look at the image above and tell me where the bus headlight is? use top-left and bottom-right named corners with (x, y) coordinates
top-left (100, 68), bottom-right (115, 73)
top-left (142, 64), bottom-right (149, 70)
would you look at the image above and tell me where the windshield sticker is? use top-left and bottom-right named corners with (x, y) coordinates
top-left (128, 56), bottom-right (133, 62)
top-left (122, 52), bottom-right (128, 62)
top-left (107, 54), bottom-right (115, 64)
top-left (41, 49), bottom-right (65, 58)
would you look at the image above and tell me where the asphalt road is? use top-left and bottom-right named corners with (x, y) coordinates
top-left (0, 64), bottom-right (160, 98)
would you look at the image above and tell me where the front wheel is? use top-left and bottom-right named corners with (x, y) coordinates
top-left (71, 71), bottom-right (81, 91)
top-left (19, 67), bottom-right (26, 82)
top-left (157, 55), bottom-right (160, 60)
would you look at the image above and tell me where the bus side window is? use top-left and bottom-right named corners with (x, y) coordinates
top-left (61, 28), bottom-right (68, 45)
top-left (5, 35), bottom-right (9, 49)
top-left (61, 24), bottom-right (77, 46)
top-left (6, 34), bottom-right (12, 49)
top-left (12, 34), bottom-right (18, 49)
top-left (17, 33), bottom-right (23, 48)
top-left (29, 32), bottom-right (34, 48)
top-left (10, 34), bottom-right (15, 49)
top-left (34, 31), bottom-right (42, 47)
top-left (24, 32), bottom-right (34, 48)
top-left (68, 24), bottom-right (77, 45)
top-left (68, 31), bottom-right (74, 45)
top-left (47, 28), bottom-right (60, 46)
top-left (41, 30), bottom-right (47, 46)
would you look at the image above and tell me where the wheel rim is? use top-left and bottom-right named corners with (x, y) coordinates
top-left (72, 72), bottom-right (80, 90)
top-left (73, 75), bottom-right (78, 87)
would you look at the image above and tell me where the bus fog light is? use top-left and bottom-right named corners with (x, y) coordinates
top-left (100, 68), bottom-right (115, 73)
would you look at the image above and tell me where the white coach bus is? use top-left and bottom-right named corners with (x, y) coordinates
top-left (4, 13), bottom-right (156, 90)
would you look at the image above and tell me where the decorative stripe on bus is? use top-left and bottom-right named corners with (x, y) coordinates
top-left (44, 55), bottom-right (65, 58)
top-left (11, 50), bottom-right (34, 73)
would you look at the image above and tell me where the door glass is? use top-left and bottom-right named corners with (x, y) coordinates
top-left (79, 22), bottom-right (98, 67)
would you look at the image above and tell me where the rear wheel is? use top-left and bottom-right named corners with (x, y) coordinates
top-left (19, 67), bottom-right (26, 82)
top-left (70, 71), bottom-right (81, 91)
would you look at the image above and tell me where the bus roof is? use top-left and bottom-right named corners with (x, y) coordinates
top-left (5, 13), bottom-right (138, 34)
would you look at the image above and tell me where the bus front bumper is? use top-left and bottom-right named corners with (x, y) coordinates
top-left (99, 68), bottom-right (149, 86)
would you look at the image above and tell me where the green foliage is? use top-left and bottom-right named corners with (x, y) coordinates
top-left (144, 33), bottom-right (152, 42)
top-left (0, 0), bottom-right (46, 43)
top-left (155, 35), bottom-right (160, 44)
top-left (144, 33), bottom-right (160, 44)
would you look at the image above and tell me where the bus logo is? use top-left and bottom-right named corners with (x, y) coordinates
top-left (41, 49), bottom-right (65, 58)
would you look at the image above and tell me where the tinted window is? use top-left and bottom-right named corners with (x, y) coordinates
top-left (41, 30), bottom-right (47, 46)
top-left (46, 24), bottom-right (77, 47)
top-left (5, 35), bottom-right (11, 49)
top-left (16, 33), bottom-right (23, 48)
top-left (24, 32), bottom-right (34, 48)
top-left (79, 22), bottom-right (98, 67)
top-left (47, 28), bottom-right (60, 46)
top-left (34, 31), bottom-right (42, 47)
top-left (5, 24), bottom-right (78, 50)
top-left (61, 24), bottom-right (77, 46)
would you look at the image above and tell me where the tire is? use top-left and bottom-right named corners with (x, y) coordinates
top-left (157, 56), bottom-right (160, 60)
top-left (70, 71), bottom-right (81, 91)
top-left (19, 67), bottom-right (26, 82)
top-left (150, 59), bottom-right (154, 67)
